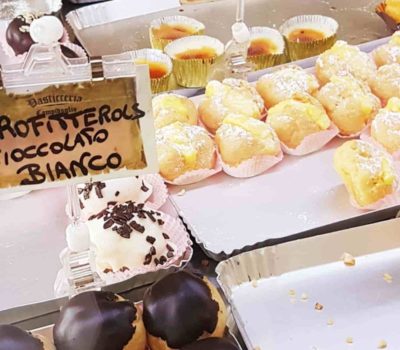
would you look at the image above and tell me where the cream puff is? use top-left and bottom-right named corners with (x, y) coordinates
top-left (199, 79), bottom-right (265, 134)
top-left (266, 93), bottom-right (331, 148)
top-left (334, 140), bottom-right (397, 207)
top-left (316, 75), bottom-right (381, 136)
top-left (54, 291), bottom-right (146, 350)
top-left (256, 65), bottom-right (319, 109)
top-left (370, 63), bottom-right (400, 102)
top-left (78, 177), bottom-right (153, 218)
top-left (0, 325), bottom-right (55, 350)
top-left (156, 122), bottom-right (216, 181)
top-left (215, 114), bottom-right (281, 166)
top-left (143, 271), bottom-right (227, 350)
top-left (372, 31), bottom-right (400, 67)
top-left (87, 201), bottom-right (176, 272)
top-left (315, 40), bottom-right (377, 86)
top-left (152, 93), bottom-right (198, 129)
top-left (371, 97), bottom-right (400, 153)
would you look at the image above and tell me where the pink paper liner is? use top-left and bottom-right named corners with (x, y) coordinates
top-left (0, 24), bottom-right (71, 64)
top-left (337, 123), bottom-right (371, 139)
top-left (360, 127), bottom-right (400, 161)
top-left (54, 207), bottom-right (192, 297)
top-left (218, 150), bottom-right (284, 178)
top-left (163, 152), bottom-right (223, 186)
top-left (350, 190), bottom-right (400, 211)
top-left (281, 123), bottom-right (339, 156)
top-left (144, 174), bottom-right (168, 210)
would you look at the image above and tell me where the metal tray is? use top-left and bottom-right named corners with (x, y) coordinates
top-left (169, 36), bottom-right (398, 261)
top-left (216, 218), bottom-right (400, 350)
top-left (65, 0), bottom-right (391, 57)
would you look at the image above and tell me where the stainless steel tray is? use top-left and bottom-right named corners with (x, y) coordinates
top-left (216, 218), bottom-right (400, 350)
top-left (169, 36), bottom-right (398, 261)
top-left (65, 0), bottom-right (391, 57)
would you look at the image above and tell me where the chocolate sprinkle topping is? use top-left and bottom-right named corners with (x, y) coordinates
top-left (141, 181), bottom-right (149, 192)
top-left (167, 251), bottom-right (174, 259)
top-left (0, 325), bottom-right (44, 350)
top-left (166, 244), bottom-right (174, 252)
top-left (54, 291), bottom-right (137, 350)
top-left (79, 181), bottom-right (106, 200)
top-left (162, 233), bottom-right (170, 240)
top-left (144, 254), bottom-right (152, 265)
top-left (159, 255), bottom-right (167, 265)
top-left (158, 219), bottom-right (164, 226)
top-left (143, 271), bottom-right (220, 349)
top-left (120, 266), bottom-right (129, 272)
top-left (91, 201), bottom-right (163, 239)
top-left (115, 191), bottom-right (120, 197)
top-left (103, 268), bottom-right (113, 273)
top-left (182, 338), bottom-right (239, 350)
top-left (146, 236), bottom-right (156, 244)
top-left (150, 246), bottom-right (157, 256)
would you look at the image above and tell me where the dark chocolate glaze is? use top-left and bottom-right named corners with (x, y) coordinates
top-left (0, 324), bottom-right (44, 350)
top-left (181, 338), bottom-right (239, 350)
top-left (53, 291), bottom-right (137, 350)
top-left (6, 16), bottom-right (36, 55)
top-left (61, 45), bottom-right (79, 59)
top-left (143, 271), bottom-right (220, 349)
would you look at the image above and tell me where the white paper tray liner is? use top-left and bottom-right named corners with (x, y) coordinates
top-left (216, 218), bottom-right (400, 350)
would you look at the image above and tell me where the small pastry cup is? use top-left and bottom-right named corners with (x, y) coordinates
top-left (376, 2), bottom-right (400, 32)
top-left (280, 15), bottom-right (338, 61)
top-left (149, 15), bottom-right (205, 51)
top-left (247, 27), bottom-right (287, 71)
top-left (131, 48), bottom-right (173, 94)
top-left (360, 127), bottom-right (400, 161)
top-left (165, 35), bottom-right (224, 88)
top-left (218, 151), bottom-right (284, 178)
top-left (280, 123), bottom-right (339, 156)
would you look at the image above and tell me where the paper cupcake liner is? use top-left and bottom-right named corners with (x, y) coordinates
top-left (281, 123), bottom-right (339, 156)
top-left (219, 150), bottom-right (283, 178)
top-left (131, 48), bottom-right (173, 94)
top-left (280, 15), bottom-right (338, 61)
top-left (150, 15), bottom-right (205, 51)
top-left (360, 127), bottom-right (400, 161)
top-left (376, 2), bottom-right (400, 32)
top-left (248, 26), bottom-right (287, 71)
top-left (144, 174), bottom-right (169, 209)
top-left (54, 209), bottom-right (192, 296)
top-left (337, 123), bottom-right (370, 139)
top-left (60, 42), bottom-right (87, 60)
top-left (164, 153), bottom-right (223, 186)
top-left (165, 35), bottom-right (224, 88)
top-left (350, 189), bottom-right (400, 211)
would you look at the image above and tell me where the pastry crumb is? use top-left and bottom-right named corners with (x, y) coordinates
top-left (383, 273), bottom-right (393, 283)
top-left (346, 337), bottom-right (353, 344)
top-left (315, 302), bottom-right (324, 311)
top-left (177, 189), bottom-right (186, 196)
top-left (289, 289), bottom-right (296, 297)
top-left (251, 280), bottom-right (258, 288)
top-left (377, 340), bottom-right (387, 349)
top-left (327, 319), bottom-right (334, 326)
top-left (341, 252), bottom-right (356, 266)
top-left (301, 293), bottom-right (308, 301)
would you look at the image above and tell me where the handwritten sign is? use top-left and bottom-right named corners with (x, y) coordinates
top-left (0, 77), bottom-right (157, 191)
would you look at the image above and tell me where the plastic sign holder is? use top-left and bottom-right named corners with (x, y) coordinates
top-left (0, 42), bottom-right (157, 297)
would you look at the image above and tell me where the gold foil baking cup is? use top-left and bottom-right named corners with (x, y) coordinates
top-left (247, 27), bottom-right (287, 70)
top-left (165, 35), bottom-right (225, 88)
top-left (376, 2), bottom-right (400, 32)
top-left (149, 15), bottom-right (205, 51)
top-left (280, 15), bottom-right (339, 61)
top-left (131, 48), bottom-right (173, 94)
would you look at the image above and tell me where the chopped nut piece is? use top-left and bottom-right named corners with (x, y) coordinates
top-left (301, 293), bottom-right (308, 301)
top-left (251, 280), bottom-right (258, 288)
top-left (383, 273), bottom-right (393, 283)
top-left (327, 319), bottom-right (334, 326)
top-left (346, 337), bottom-right (353, 344)
top-left (378, 340), bottom-right (387, 349)
top-left (315, 302), bottom-right (324, 311)
top-left (341, 252), bottom-right (356, 266)
top-left (289, 289), bottom-right (296, 297)
top-left (177, 189), bottom-right (186, 196)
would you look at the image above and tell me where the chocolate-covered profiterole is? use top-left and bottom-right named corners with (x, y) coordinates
top-left (182, 338), bottom-right (239, 350)
top-left (0, 325), bottom-right (47, 350)
top-left (143, 271), bottom-right (227, 350)
top-left (6, 14), bottom-right (38, 55)
top-left (54, 291), bottom-right (146, 350)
